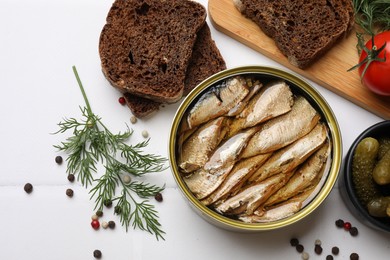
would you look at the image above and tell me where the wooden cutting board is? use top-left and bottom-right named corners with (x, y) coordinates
top-left (208, 0), bottom-right (390, 119)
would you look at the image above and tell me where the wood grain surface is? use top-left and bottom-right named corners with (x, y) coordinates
top-left (208, 0), bottom-right (390, 119)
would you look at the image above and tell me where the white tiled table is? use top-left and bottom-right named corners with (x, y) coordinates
top-left (0, 0), bottom-right (388, 259)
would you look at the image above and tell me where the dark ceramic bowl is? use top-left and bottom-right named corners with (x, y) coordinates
top-left (339, 120), bottom-right (390, 233)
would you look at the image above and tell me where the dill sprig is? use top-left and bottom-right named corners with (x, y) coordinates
top-left (352, 0), bottom-right (390, 36)
top-left (54, 66), bottom-right (167, 240)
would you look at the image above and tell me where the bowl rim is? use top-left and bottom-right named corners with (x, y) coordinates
top-left (343, 120), bottom-right (390, 232)
top-left (169, 65), bottom-right (343, 230)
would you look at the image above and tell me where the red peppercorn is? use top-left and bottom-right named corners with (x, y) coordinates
top-left (118, 96), bottom-right (126, 105)
top-left (343, 222), bottom-right (352, 231)
top-left (91, 220), bottom-right (100, 230)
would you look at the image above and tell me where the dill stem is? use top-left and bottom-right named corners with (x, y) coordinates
top-left (72, 66), bottom-right (93, 116)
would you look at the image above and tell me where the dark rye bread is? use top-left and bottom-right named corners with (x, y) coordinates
top-left (234, 0), bottom-right (354, 68)
top-left (99, 0), bottom-right (206, 103)
top-left (124, 23), bottom-right (227, 118)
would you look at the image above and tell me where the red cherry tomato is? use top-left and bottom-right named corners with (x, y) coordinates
top-left (358, 31), bottom-right (390, 96)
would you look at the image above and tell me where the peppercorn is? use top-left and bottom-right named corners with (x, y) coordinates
top-left (155, 192), bottom-right (163, 202)
top-left (91, 220), bottom-right (100, 230)
top-left (96, 210), bottom-right (103, 217)
top-left (123, 175), bottom-right (131, 184)
top-left (24, 183), bottom-right (33, 194)
top-left (349, 226), bottom-right (359, 236)
top-left (290, 238), bottom-right (299, 247)
top-left (91, 215), bottom-right (99, 221)
top-left (314, 244), bottom-right (323, 255)
top-left (55, 155), bottom-right (63, 164)
top-left (335, 219), bottom-right (344, 228)
top-left (108, 220), bottom-right (116, 229)
top-left (93, 249), bottom-right (102, 259)
top-left (102, 221), bottom-right (108, 229)
top-left (314, 239), bottom-right (321, 246)
top-left (103, 199), bottom-right (112, 208)
top-left (114, 206), bottom-right (122, 214)
top-left (350, 252), bottom-right (359, 260)
top-left (66, 188), bottom-right (74, 197)
top-left (130, 116), bottom-right (137, 124)
top-left (296, 244), bottom-right (304, 253)
top-left (343, 221), bottom-right (352, 231)
top-left (67, 174), bottom-right (75, 182)
top-left (326, 255), bottom-right (334, 260)
top-left (142, 130), bottom-right (149, 138)
top-left (301, 252), bottom-right (309, 260)
top-left (331, 246), bottom-right (339, 255)
top-left (118, 96), bottom-right (126, 105)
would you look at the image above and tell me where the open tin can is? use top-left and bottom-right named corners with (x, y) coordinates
top-left (169, 66), bottom-right (342, 231)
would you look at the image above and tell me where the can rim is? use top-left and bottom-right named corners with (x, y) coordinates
top-left (169, 65), bottom-right (342, 230)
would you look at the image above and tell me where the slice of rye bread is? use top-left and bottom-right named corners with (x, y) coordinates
top-left (99, 0), bottom-right (207, 103)
top-left (234, 0), bottom-right (354, 68)
top-left (123, 23), bottom-right (226, 118)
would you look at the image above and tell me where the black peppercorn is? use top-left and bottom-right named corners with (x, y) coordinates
top-left (155, 192), bottom-right (163, 202)
top-left (296, 244), bottom-right (304, 253)
top-left (93, 249), bottom-right (102, 259)
top-left (114, 206), bottom-right (122, 214)
top-left (66, 188), bottom-right (74, 197)
top-left (96, 210), bottom-right (103, 217)
top-left (314, 244), bottom-right (323, 254)
top-left (290, 238), bottom-right (299, 247)
top-left (103, 199), bottom-right (112, 208)
top-left (349, 226), bottom-right (358, 236)
top-left (24, 183), bottom-right (33, 193)
top-left (350, 252), bottom-right (359, 260)
top-left (326, 255), bottom-right (334, 260)
top-left (55, 155), bottom-right (63, 164)
top-left (332, 246), bottom-right (339, 255)
top-left (108, 220), bottom-right (116, 229)
top-left (67, 174), bottom-right (75, 182)
top-left (335, 219), bottom-right (344, 228)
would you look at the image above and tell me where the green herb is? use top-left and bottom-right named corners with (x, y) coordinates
top-left (54, 66), bottom-right (167, 240)
top-left (352, 0), bottom-right (390, 36)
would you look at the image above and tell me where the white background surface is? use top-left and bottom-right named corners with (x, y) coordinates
top-left (0, 0), bottom-right (389, 259)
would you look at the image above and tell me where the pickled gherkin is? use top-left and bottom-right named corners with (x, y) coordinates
top-left (352, 137), bottom-right (381, 206)
top-left (373, 149), bottom-right (390, 185)
top-left (367, 196), bottom-right (390, 217)
top-left (378, 137), bottom-right (390, 160)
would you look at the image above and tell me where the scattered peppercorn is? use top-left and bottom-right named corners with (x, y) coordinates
top-left (96, 210), bottom-right (103, 217)
top-left (93, 249), bottom-right (102, 259)
top-left (114, 206), bottom-right (122, 214)
top-left (335, 219), bottom-right (344, 228)
top-left (108, 220), bottom-right (116, 229)
top-left (24, 183), bottom-right (33, 194)
top-left (296, 244), bottom-right (304, 253)
top-left (350, 252), bottom-right (359, 260)
top-left (130, 116), bottom-right (137, 124)
top-left (314, 239), bottom-right (321, 246)
top-left (344, 221), bottom-right (352, 231)
top-left (314, 244), bottom-right (323, 255)
top-left (118, 96), bottom-right (126, 105)
top-left (142, 130), bottom-right (149, 138)
top-left (290, 238), bottom-right (299, 247)
top-left (66, 188), bottom-right (74, 197)
top-left (349, 226), bottom-right (359, 236)
top-left (102, 221), bottom-right (108, 229)
top-left (326, 255), bottom-right (334, 260)
top-left (103, 199), bottom-right (112, 208)
top-left (301, 251), bottom-right (309, 260)
top-left (155, 192), bottom-right (163, 202)
top-left (91, 215), bottom-right (99, 221)
top-left (123, 175), bottom-right (131, 184)
top-left (55, 155), bottom-right (63, 164)
top-left (67, 174), bottom-right (75, 182)
top-left (332, 246), bottom-right (339, 255)
top-left (91, 220), bottom-right (100, 230)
